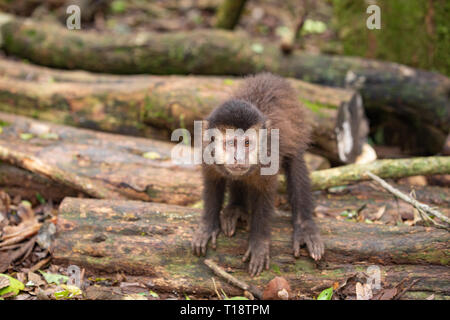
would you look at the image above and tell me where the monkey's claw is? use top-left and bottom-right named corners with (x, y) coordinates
top-left (191, 224), bottom-right (220, 256)
top-left (220, 206), bottom-right (246, 237)
top-left (243, 241), bottom-right (270, 277)
top-left (293, 220), bottom-right (324, 261)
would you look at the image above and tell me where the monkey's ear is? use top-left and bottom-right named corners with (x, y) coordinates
top-left (264, 119), bottom-right (272, 129)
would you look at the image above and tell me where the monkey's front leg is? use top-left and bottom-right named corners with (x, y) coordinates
top-left (243, 189), bottom-right (273, 276)
top-left (221, 181), bottom-right (249, 237)
top-left (192, 177), bottom-right (226, 256)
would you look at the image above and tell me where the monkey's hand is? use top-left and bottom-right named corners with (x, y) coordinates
top-left (191, 222), bottom-right (220, 256)
top-left (220, 205), bottom-right (247, 237)
top-left (293, 219), bottom-right (324, 261)
top-left (243, 239), bottom-right (270, 277)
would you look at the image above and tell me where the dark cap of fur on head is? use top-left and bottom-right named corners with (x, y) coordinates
top-left (207, 99), bottom-right (265, 130)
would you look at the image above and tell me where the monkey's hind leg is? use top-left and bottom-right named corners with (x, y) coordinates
top-left (220, 181), bottom-right (249, 237)
top-left (284, 153), bottom-right (324, 261)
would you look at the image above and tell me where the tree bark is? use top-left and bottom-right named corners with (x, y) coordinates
top-left (52, 198), bottom-right (450, 299)
top-left (0, 112), bottom-right (448, 205)
top-left (0, 14), bottom-right (448, 138)
top-left (215, 0), bottom-right (247, 30)
top-left (0, 57), bottom-right (367, 163)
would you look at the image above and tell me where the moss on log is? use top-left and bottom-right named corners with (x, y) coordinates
top-left (52, 198), bottom-right (450, 298)
top-left (311, 157), bottom-right (450, 190)
top-left (1, 15), bottom-right (448, 138)
top-left (0, 58), bottom-right (367, 163)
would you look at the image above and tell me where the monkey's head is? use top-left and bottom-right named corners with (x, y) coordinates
top-left (202, 99), bottom-right (271, 177)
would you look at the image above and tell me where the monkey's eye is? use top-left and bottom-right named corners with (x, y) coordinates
top-left (245, 139), bottom-right (250, 147)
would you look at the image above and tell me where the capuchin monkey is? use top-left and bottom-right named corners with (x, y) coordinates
top-left (191, 73), bottom-right (324, 276)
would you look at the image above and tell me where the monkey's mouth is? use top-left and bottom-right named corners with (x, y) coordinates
top-left (224, 164), bottom-right (250, 176)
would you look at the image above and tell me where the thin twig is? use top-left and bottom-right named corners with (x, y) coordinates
top-left (28, 256), bottom-right (51, 273)
top-left (211, 277), bottom-right (223, 300)
top-left (394, 278), bottom-right (420, 300)
top-left (204, 259), bottom-right (262, 299)
top-left (366, 171), bottom-right (450, 230)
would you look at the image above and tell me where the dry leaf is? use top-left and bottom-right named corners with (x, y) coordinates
top-left (27, 272), bottom-right (45, 287)
top-left (0, 275), bottom-right (10, 289)
top-left (378, 288), bottom-right (397, 300)
top-left (373, 205), bottom-right (386, 221)
top-left (0, 203), bottom-right (41, 247)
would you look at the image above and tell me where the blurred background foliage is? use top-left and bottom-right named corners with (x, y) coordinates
top-left (333, 0), bottom-right (450, 76)
top-left (0, 0), bottom-right (447, 76)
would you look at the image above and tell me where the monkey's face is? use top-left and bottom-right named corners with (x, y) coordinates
top-left (204, 125), bottom-right (261, 177)
top-left (222, 134), bottom-right (255, 176)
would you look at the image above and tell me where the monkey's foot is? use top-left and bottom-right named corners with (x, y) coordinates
top-left (191, 223), bottom-right (220, 256)
top-left (293, 220), bottom-right (324, 261)
top-left (243, 240), bottom-right (270, 277)
top-left (220, 205), bottom-right (247, 237)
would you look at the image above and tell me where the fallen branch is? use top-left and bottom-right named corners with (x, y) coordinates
top-left (366, 171), bottom-right (450, 229)
top-left (204, 259), bottom-right (262, 299)
top-left (311, 157), bottom-right (450, 190)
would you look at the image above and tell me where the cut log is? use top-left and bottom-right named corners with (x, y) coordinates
top-left (0, 58), bottom-right (366, 163)
top-left (0, 113), bottom-right (448, 205)
top-left (52, 198), bottom-right (450, 299)
top-left (0, 15), bottom-right (448, 141)
top-left (0, 163), bottom-right (80, 203)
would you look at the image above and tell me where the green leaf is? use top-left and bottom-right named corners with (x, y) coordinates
top-left (302, 19), bottom-right (327, 35)
top-left (20, 200), bottom-right (32, 208)
top-left (39, 270), bottom-right (69, 285)
top-left (142, 151), bottom-right (161, 160)
top-left (20, 133), bottom-right (34, 141)
top-left (36, 193), bottom-right (46, 204)
top-left (39, 132), bottom-right (59, 140)
top-left (149, 290), bottom-right (159, 298)
top-left (111, 0), bottom-right (126, 13)
top-left (0, 274), bottom-right (25, 297)
top-left (226, 296), bottom-right (249, 300)
top-left (185, 294), bottom-right (191, 300)
top-left (317, 287), bottom-right (333, 300)
top-left (54, 285), bottom-right (82, 300)
top-left (190, 201), bottom-right (204, 209)
top-left (251, 43), bottom-right (264, 54)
